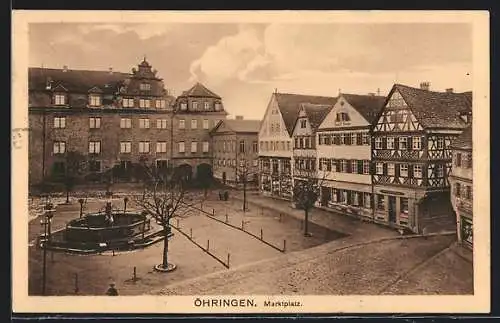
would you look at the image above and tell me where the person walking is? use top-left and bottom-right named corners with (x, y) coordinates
top-left (105, 283), bottom-right (119, 296)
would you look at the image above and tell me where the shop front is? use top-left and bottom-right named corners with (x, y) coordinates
top-left (320, 180), bottom-right (373, 219)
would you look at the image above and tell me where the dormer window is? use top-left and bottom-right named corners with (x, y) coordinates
top-left (54, 93), bottom-right (66, 105)
top-left (300, 119), bottom-right (307, 128)
top-left (192, 101), bottom-right (199, 110)
top-left (336, 112), bottom-right (350, 122)
top-left (215, 103), bottom-right (222, 111)
top-left (140, 83), bottom-right (151, 91)
top-left (156, 99), bottom-right (166, 109)
top-left (204, 102), bottom-right (210, 110)
top-left (180, 102), bottom-right (187, 111)
top-left (89, 94), bottom-right (101, 107)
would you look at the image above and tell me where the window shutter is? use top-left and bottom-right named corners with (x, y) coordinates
top-left (357, 160), bottom-right (363, 174)
top-left (346, 160), bottom-right (351, 173)
top-left (407, 137), bottom-right (412, 150)
top-left (394, 137), bottom-right (399, 150)
top-left (408, 164), bottom-right (414, 178)
top-left (382, 137), bottom-right (387, 149)
top-left (345, 133), bottom-right (351, 145)
top-left (357, 133), bottom-right (362, 145)
top-left (346, 190), bottom-right (351, 205)
top-left (383, 163), bottom-right (387, 175)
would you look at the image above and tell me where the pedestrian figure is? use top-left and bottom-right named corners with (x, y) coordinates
top-left (224, 191), bottom-right (229, 201)
top-left (106, 283), bottom-right (119, 296)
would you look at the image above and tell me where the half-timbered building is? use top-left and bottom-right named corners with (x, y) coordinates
top-left (372, 83), bottom-right (472, 233)
top-left (316, 93), bottom-right (385, 218)
top-left (258, 91), bottom-right (337, 200)
top-left (449, 125), bottom-right (473, 249)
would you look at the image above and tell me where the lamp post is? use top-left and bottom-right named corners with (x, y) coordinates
top-left (40, 203), bottom-right (56, 295)
top-left (78, 198), bottom-right (85, 218)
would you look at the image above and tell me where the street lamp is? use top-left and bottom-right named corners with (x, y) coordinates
top-left (78, 198), bottom-right (85, 218)
top-left (40, 203), bottom-right (56, 295)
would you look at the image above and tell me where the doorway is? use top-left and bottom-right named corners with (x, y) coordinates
top-left (388, 196), bottom-right (397, 223)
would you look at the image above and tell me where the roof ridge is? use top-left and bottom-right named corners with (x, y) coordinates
top-left (28, 67), bottom-right (131, 75)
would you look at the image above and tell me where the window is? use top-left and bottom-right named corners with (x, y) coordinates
top-left (178, 142), bottom-right (185, 153)
top-left (203, 141), bottom-right (209, 153)
top-left (336, 112), bottom-right (350, 122)
top-left (192, 102), bottom-right (198, 110)
top-left (376, 162), bottom-right (384, 175)
top-left (88, 141), bottom-right (101, 154)
top-left (352, 192), bottom-right (359, 206)
top-left (412, 136), bottom-right (421, 150)
top-left (157, 160), bottom-right (169, 170)
top-left (89, 117), bottom-right (101, 129)
top-left (363, 161), bottom-right (370, 174)
top-left (156, 99), bottom-right (166, 109)
top-left (89, 160), bottom-right (101, 172)
top-left (215, 103), bottom-right (222, 111)
top-left (252, 141), bottom-right (258, 153)
top-left (413, 165), bottom-right (422, 178)
top-left (54, 94), bottom-right (66, 105)
top-left (139, 118), bottom-right (150, 129)
top-left (120, 118), bottom-right (132, 128)
top-left (351, 133), bottom-right (357, 146)
top-left (362, 133), bottom-right (370, 145)
top-left (387, 137), bottom-right (395, 149)
top-left (253, 159), bottom-right (258, 167)
top-left (265, 142), bottom-right (269, 151)
top-left (191, 119), bottom-right (198, 129)
top-left (180, 103), bottom-right (187, 111)
top-left (139, 99), bottom-right (151, 108)
top-left (455, 183), bottom-right (461, 197)
top-left (156, 142), bottom-right (167, 153)
top-left (122, 98), bottom-right (134, 108)
top-left (465, 153), bottom-right (472, 168)
top-left (179, 119), bottom-right (185, 129)
top-left (204, 102), bottom-right (210, 110)
top-left (340, 133), bottom-right (346, 145)
top-left (364, 193), bottom-right (371, 209)
top-left (53, 141), bottom-right (66, 154)
top-left (140, 83), bottom-right (151, 91)
top-left (377, 194), bottom-right (385, 210)
top-left (138, 142), bottom-right (150, 153)
top-left (191, 141), bottom-right (197, 153)
top-left (331, 189), bottom-right (338, 202)
top-left (387, 163), bottom-right (395, 176)
top-left (300, 119), bottom-right (307, 128)
top-left (399, 137), bottom-right (408, 150)
top-left (203, 119), bottom-right (209, 129)
top-left (120, 141), bottom-right (131, 153)
top-left (466, 186), bottom-right (473, 200)
top-left (287, 141), bottom-right (291, 151)
top-left (400, 197), bottom-right (409, 213)
top-left (437, 164), bottom-right (444, 177)
top-left (437, 137), bottom-right (444, 149)
top-left (455, 153), bottom-right (462, 167)
top-left (351, 160), bottom-right (358, 174)
top-left (54, 117), bottom-right (66, 128)
top-left (304, 137), bottom-right (310, 149)
top-left (375, 137), bottom-right (383, 149)
top-left (89, 94), bottom-right (101, 106)
top-left (239, 140), bottom-right (246, 153)
top-left (340, 190), bottom-right (348, 204)
top-left (156, 119), bottom-right (167, 129)
top-left (340, 160), bottom-right (347, 173)
top-left (400, 164), bottom-right (408, 177)
top-left (356, 133), bottom-right (363, 145)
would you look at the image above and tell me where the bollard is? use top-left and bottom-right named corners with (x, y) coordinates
top-left (260, 228), bottom-right (263, 240)
top-left (74, 273), bottom-right (79, 294)
top-left (225, 213), bottom-right (228, 223)
top-left (176, 218), bottom-right (180, 227)
top-left (112, 249), bottom-right (115, 256)
top-left (133, 266), bottom-right (137, 281)
top-left (190, 228), bottom-right (193, 239)
top-left (207, 240), bottom-right (210, 251)
top-left (279, 213), bottom-right (282, 222)
top-left (227, 253), bottom-right (230, 268)
top-left (283, 239), bottom-right (287, 252)
top-left (212, 209), bottom-right (215, 216)
top-left (241, 220), bottom-right (244, 231)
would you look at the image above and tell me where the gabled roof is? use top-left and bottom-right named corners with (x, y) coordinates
top-left (391, 84), bottom-right (472, 129)
top-left (179, 82), bottom-right (221, 99)
top-left (450, 125), bottom-right (472, 150)
top-left (274, 93), bottom-right (338, 136)
top-left (298, 103), bottom-right (334, 131)
top-left (211, 119), bottom-right (261, 134)
top-left (29, 67), bottom-right (129, 94)
top-left (341, 93), bottom-right (386, 124)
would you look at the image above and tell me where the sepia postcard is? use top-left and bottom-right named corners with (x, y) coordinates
top-left (12, 10), bottom-right (490, 314)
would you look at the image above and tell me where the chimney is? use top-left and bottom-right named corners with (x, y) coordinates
top-left (377, 88), bottom-right (380, 96)
top-left (274, 88), bottom-right (278, 94)
top-left (446, 88), bottom-right (454, 93)
top-left (235, 115), bottom-right (244, 120)
top-left (109, 67), bottom-right (113, 74)
top-left (420, 81), bottom-right (430, 91)
top-left (63, 65), bottom-right (68, 72)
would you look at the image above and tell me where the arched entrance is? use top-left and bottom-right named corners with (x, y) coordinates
top-left (174, 164), bottom-right (193, 183)
top-left (196, 163), bottom-right (213, 189)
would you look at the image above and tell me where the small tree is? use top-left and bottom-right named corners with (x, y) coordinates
top-left (292, 158), bottom-right (325, 237)
top-left (235, 157), bottom-right (258, 212)
top-left (133, 160), bottom-right (204, 272)
top-left (51, 150), bottom-right (87, 203)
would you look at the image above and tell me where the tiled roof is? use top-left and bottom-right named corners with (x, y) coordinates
top-left (218, 119), bottom-right (261, 133)
top-left (450, 125), bottom-right (472, 150)
top-left (300, 103), bottom-right (334, 130)
top-left (29, 67), bottom-right (129, 94)
top-left (179, 82), bottom-right (221, 99)
top-left (341, 93), bottom-right (386, 124)
top-left (275, 93), bottom-right (338, 136)
top-left (394, 84), bottom-right (472, 129)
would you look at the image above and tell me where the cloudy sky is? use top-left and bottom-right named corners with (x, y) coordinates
top-left (29, 23), bottom-right (472, 120)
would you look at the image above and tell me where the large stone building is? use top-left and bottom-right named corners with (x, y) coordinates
top-left (449, 125), bottom-right (473, 248)
top-left (371, 83), bottom-right (472, 233)
top-left (210, 117), bottom-right (260, 187)
top-left (258, 91), bottom-right (337, 200)
top-left (28, 59), bottom-right (227, 187)
top-left (316, 93), bottom-right (385, 218)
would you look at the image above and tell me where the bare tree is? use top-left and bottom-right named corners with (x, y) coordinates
top-left (292, 156), bottom-right (326, 237)
top-left (235, 156), bottom-right (258, 212)
top-left (51, 150), bottom-right (87, 204)
top-left (133, 160), bottom-right (204, 272)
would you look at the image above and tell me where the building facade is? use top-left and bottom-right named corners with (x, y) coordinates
top-left (316, 93), bottom-right (385, 219)
top-left (210, 117), bottom-right (260, 187)
top-left (449, 126), bottom-right (473, 249)
top-left (258, 91), bottom-right (337, 200)
top-left (371, 83), bottom-right (472, 233)
top-left (28, 59), bottom-right (174, 186)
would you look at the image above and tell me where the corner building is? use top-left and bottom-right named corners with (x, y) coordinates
top-left (371, 83), bottom-right (472, 233)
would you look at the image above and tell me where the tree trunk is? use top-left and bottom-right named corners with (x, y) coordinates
top-left (243, 178), bottom-right (247, 211)
top-left (304, 208), bottom-right (309, 236)
top-left (162, 222), bottom-right (169, 268)
top-left (66, 188), bottom-right (70, 204)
